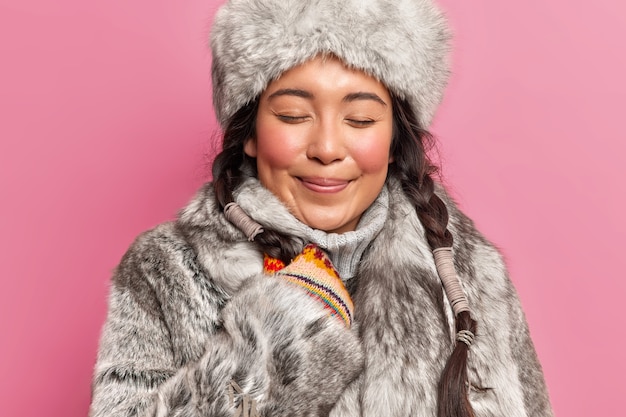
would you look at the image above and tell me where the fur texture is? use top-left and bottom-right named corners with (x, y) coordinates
top-left (89, 177), bottom-right (553, 416)
top-left (210, 0), bottom-right (451, 128)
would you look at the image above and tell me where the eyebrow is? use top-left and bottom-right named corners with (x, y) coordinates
top-left (267, 89), bottom-right (314, 100)
top-left (343, 92), bottom-right (388, 107)
top-left (267, 89), bottom-right (387, 107)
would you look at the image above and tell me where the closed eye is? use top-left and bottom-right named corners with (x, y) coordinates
top-left (276, 114), bottom-right (309, 124)
top-left (346, 119), bottom-right (375, 128)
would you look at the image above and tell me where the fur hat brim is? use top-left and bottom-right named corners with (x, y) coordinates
top-left (210, 0), bottom-right (451, 128)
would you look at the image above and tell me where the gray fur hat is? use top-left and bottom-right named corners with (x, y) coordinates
top-left (210, 0), bottom-right (451, 128)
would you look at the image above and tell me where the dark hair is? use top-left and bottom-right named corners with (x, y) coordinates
top-left (212, 94), bottom-right (477, 417)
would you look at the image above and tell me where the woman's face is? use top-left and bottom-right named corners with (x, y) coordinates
top-left (244, 56), bottom-right (393, 233)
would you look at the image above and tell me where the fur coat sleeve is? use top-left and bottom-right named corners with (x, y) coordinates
top-left (88, 186), bottom-right (364, 417)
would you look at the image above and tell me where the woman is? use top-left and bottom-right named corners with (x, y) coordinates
top-left (89, 0), bottom-right (553, 416)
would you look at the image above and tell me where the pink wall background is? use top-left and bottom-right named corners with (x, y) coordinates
top-left (1, 0), bottom-right (624, 416)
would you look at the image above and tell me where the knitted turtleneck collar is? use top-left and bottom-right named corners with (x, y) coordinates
top-left (233, 177), bottom-right (389, 280)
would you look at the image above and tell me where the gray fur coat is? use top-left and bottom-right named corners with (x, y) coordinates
top-left (89, 177), bottom-right (553, 417)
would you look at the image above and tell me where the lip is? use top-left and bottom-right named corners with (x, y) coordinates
top-left (298, 176), bottom-right (350, 193)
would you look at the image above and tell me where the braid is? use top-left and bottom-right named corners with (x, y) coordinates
top-left (438, 310), bottom-right (478, 417)
top-left (212, 101), bottom-right (257, 210)
top-left (391, 95), bottom-right (478, 417)
top-left (212, 99), bottom-right (301, 263)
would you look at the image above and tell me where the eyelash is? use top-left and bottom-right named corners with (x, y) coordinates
top-left (277, 115), bottom-right (308, 123)
top-left (346, 119), bottom-right (375, 127)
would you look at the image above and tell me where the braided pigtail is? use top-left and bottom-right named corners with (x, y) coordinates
top-left (390, 95), bottom-right (478, 417)
top-left (212, 100), bottom-right (301, 263)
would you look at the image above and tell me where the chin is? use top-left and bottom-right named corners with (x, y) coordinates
top-left (307, 218), bottom-right (355, 234)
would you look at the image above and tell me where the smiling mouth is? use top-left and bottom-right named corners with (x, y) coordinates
top-left (298, 177), bottom-right (351, 193)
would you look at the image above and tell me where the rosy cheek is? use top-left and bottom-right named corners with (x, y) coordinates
top-left (351, 132), bottom-right (392, 173)
top-left (256, 126), bottom-right (302, 170)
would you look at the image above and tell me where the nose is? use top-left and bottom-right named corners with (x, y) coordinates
top-left (306, 119), bottom-right (347, 165)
